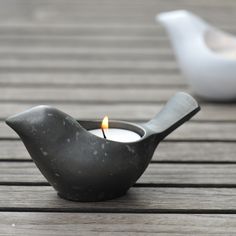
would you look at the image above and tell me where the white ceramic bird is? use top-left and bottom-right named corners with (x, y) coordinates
top-left (156, 10), bottom-right (236, 101)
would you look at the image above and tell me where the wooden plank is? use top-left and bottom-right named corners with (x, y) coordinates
top-left (0, 141), bottom-right (235, 162)
top-left (156, 142), bottom-right (236, 162)
top-left (1, 212), bottom-right (236, 235)
top-left (0, 37), bottom-right (172, 48)
top-left (0, 48), bottom-right (174, 56)
top-left (0, 25), bottom-right (233, 37)
top-left (0, 59), bottom-right (176, 68)
top-left (0, 55), bottom-right (173, 63)
top-left (0, 47), bottom-right (173, 54)
top-left (0, 103), bottom-right (235, 121)
top-left (0, 48), bottom-right (175, 61)
top-left (0, 25), bottom-right (171, 37)
top-left (1, 0), bottom-right (236, 7)
top-left (0, 14), bottom-right (232, 26)
top-left (0, 51), bottom-right (176, 62)
top-left (0, 61), bottom-right (178, 73)
top-left (0, 162), bottom-right (236, 186)
top-left (1, 1), bottom-right (236, 14)
top-left (0, 0), bottom-right (235, 29)
top-left (0, 141), bottom-right (28, 160)
top-left (1, 121), bottom-right (236, 140)
top-left (167, 122), bottom-right (236, 141)
top-left (0, 51), bottom-right (175, 61)
top-left (1, 0), bottom-right (236, 8)
top-left (0, 2), bottom-right (235, 25)
top-left (28, 18), bottom-right (234, 27)
top-left (0, 74), bottom-right (184, 87)
top-left (0, 35), bottom-right (168, 40)
top-left (0, 186), bottom-right (236, 211)
top-left (0, 87), bottom-right (180, 102)
top-left (0, 36), bottom-right (170, 47)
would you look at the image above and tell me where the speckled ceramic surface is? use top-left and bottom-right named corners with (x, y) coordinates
top-left (6, 92), bottom-right (200, 202)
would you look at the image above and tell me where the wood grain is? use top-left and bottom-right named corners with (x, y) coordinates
top-left (0, 24), bottom-right (233, 37)
top-left (0, 37), bottom-right (172, 48)
top-left (0, 0), bottom-right (236, 26)
top-left (0, 74), bottom-right (184, 86)
top-left (0, 62), bottom-right (179, 74)
top-left (0, 87), bottom-right (181, 102)
top-left (1, 212), bottom-right (236, 235)
top-left (0, 186), bottom-right (236, 211)
top-left (0, 47), bottom-right (174, 55)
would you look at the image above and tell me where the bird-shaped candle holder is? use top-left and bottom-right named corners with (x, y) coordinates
top-left (6, 92), bottom-right (200, 202)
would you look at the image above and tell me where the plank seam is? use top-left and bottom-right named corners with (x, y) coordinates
top-left (1, 182), bottom-right (236, 189)
top-left (0, 208), bottom-right (236, 214)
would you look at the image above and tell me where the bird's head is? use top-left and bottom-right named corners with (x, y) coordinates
top-left (6, 105), bottom-right (78, 141)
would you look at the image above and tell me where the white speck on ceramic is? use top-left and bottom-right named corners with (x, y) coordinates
top-left (47, 113), bottom-right (53, 116)
top-left (39, 147), bottom-right (48, 156)
top-left (11, 223), bottom-right (15, 227)
top-left (126, 145), bottom-right (135, 153)
top-left (75, 131), bottom-right (80, 140)
top-left (55, 173), bottom-right (60, 177)
top-left (63, 120), bottom-right (66, 126)
top-left (93, 150), bottom-right (98, 155)
top-left (101, 143), bottom-right (105, 149)
top-left (67, 138), bottom-right (71, 143)
top-left (104, 152), bottom-right (108, 157)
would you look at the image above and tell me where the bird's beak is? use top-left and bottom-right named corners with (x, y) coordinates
top-left (6, 114), bottom-right (22, 131)
top-left (5, 111), bottom-right (29, 137)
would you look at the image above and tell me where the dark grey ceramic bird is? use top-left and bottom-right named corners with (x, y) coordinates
top-left (6, 92), bottom-right (200, 202)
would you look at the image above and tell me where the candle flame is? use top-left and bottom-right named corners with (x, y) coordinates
top-left (101, 116), bottom-right (109, 130)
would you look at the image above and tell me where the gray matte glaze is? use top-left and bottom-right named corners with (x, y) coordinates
top-left (6, 92), bottom-right (200, 202)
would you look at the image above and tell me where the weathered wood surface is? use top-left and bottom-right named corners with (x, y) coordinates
top-left (0, 61), bottom-right (179, 74)
top-left (0, 87), bottom-right (182, 102)
top-left (1, 0), bottom-right (236, 26)
top-left (0, 74), bottom-right (185, 86)
top-left (0, 0), bottom-right (236, 234)
top-left (2, 213), bottom-right (236, 235)
top-left (0, 186), bottom-right (236, 211)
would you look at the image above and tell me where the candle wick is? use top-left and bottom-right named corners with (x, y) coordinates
top-left (101, 128), bottom-right (107, 139)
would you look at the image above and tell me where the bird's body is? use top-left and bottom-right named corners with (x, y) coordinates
top-left (6, 105), bottom-right (155, 201)
top-left (157, 10), bottom-right (236, 101)
top-left (6, 93), bottom-right (199, 201)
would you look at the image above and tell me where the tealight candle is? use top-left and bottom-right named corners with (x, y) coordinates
top-left (89, 116), bottom-right (141, 143)
top-left (89, 128), bottom-right (141, 143)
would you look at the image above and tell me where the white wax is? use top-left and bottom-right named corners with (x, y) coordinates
top-left (89, 128), bottom-right (141, 143)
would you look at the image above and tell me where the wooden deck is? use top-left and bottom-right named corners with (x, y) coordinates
top-left (1, 0), bottom-right (236, 234)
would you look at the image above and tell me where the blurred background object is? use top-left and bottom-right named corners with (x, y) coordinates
top-left (157, 10), bottom-right (236, 101)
